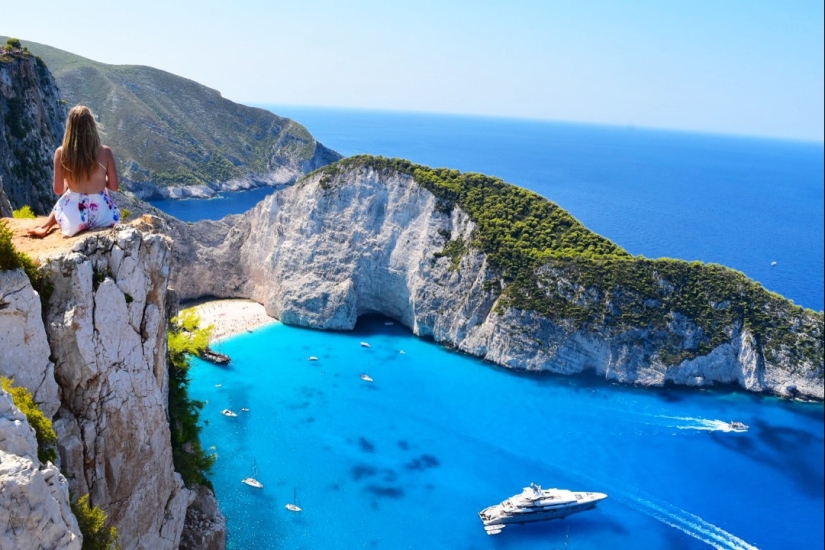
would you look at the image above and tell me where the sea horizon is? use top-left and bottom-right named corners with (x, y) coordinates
top-left (252, 103), bottom-right (825, 147)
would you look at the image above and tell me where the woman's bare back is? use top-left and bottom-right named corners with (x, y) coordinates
top-left (54, 145), bottom-right (118, 195)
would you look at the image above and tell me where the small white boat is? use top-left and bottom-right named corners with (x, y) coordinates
top-left (308, 356), bottom-right (319, 361)
top-left (221, 409), bottom-right (238, 417)
top-left (242, 460), bottom-right (263, 488)
top-left (399, 350), bottom-right (406, 355)
top-left (215, 384), bottom-right (222, 387)
top-left (728, 420), bottom-right (749, 432)
top-left (360, 373), bottom-right (374, 382)
top-left (360, 342), bottom-right (371, 348)
top-left (241, 477), bottom-right (263, 488)
top-left (771, 261), bottom-right (777, 266)
top-left (241, 407), bottom-right (249, 412)
top-left (286, 488), bottom-right (302, 512)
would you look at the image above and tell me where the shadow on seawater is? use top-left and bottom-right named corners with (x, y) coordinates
top-left (486, 514), bottom-right (628, 549)
top-left (349, 312), bottom-right (820, 411)
top-left (708, 418), bottom-right (824, 498)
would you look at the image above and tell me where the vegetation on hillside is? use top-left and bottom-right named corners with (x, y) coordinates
top-left (1, 377), bottom-right (58, 464)
top-left (317, 156), bottom-right (823, 369)
top-left (71, 493), bottom-right (120, 550)
top-left (12, 205), bottom-right (36, 219)
top-left (167, 310), bottom-right (216, 488)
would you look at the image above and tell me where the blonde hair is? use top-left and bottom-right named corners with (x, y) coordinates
top-left (61, 105), bottom-right (101, 184)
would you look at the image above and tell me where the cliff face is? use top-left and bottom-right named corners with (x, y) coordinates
top-left (168, 161), bottom-right (824, 401)
top-left (0, 224), bottom-right (222, 549)
top-left (0, 389), bottom-right (81, 549)
top-left (0, 47), bottom-right (66, 215)
top-left (0, 269), bottom-right (80, 549)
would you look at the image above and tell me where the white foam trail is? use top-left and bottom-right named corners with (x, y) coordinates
top-left (653, 415), bottom-right (736, 432)
top-left (626, 493), bottom-right (760, 550)
top-left (568, 470), bottom-right (759, 550)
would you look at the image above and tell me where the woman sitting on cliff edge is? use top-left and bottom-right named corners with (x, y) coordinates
top-left (28, 105), bottom-right (121, 238)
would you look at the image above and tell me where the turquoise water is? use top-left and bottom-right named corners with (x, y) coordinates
top-left (189, 316), bottom-right (824, 550)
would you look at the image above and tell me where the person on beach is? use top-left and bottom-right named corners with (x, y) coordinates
top-left (28, 105), bottom-right (120, 238)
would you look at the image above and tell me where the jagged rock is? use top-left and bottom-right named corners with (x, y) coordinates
top-left (179, 485), bottom-right (226, 550)
top-left (0, 389), bottom-right (81, 550)
top-left (41, 226), bottom-right (190, 549)
top-left (168, 161), bottom-right (823, 401)
top-left (0, 268), bottom-right (60, 418)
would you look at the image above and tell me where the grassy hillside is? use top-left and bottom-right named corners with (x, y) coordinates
top-left (322, 156), bottom-right (823, 370)
top-left (3, 37), bottom-right (341, 195)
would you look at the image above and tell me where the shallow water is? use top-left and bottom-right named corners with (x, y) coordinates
top-left (190, 316), bottom-right (824, 550)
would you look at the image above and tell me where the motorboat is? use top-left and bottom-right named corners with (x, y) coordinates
top-left (360, 342), bottom-right (371, 348)
top-left (241, 408), bottom-right (250, 412)
top-left (728, 421), bottom-right (749, 432)
top-left (221, 409), bottom-right (238, 417)
top-left (308, 356), bottom-right (319, 361)
top-left (360, 373), bottom-right (374, 382)
top-left (479, 483), bottom-right (607, 535)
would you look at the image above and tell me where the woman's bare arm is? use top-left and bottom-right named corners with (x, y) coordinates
top-left (52, 147), bottom-right (66, 195)
top-left (103, 146), bottom-right (119, 192)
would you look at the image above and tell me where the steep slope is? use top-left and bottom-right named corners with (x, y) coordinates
top-left (166, 156), bottom-right (823, 400)
top-left (0, 43), bottom-right (66, 215)
top-left (4, 37), bottom-right (342, 199)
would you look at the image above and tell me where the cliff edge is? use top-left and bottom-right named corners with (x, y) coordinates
top-left (2, 221), bottom-right (224, 549)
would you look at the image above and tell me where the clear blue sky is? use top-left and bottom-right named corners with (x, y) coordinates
top-left (4, 0), bottom-right (823, 142)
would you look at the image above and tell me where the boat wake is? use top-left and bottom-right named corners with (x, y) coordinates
top-left (623, 491), bottom-right (759, 550)
top-left (658, 416), bottom-right (740, 432)
top-left (562, 468), bottom-right (758, 550)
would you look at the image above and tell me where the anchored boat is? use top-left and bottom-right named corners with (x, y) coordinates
top-left (479, 483), bottom-right (607, 535)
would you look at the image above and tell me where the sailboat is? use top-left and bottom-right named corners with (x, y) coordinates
top-left (285, 487), bottom-right (302, 512)
top-left (241, 460), bottom-right (263, 488)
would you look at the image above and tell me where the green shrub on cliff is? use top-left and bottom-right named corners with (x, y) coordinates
top-left (71, 493), bottom-right (119, 550)
top-left (12, 205), bottom-right (36, 219)
top-left (167, 310), bottom-right (216, 487)
top-left (1, 377), bottom-right (58, 464)
top-left (316, 156), bottom-right (823, 368)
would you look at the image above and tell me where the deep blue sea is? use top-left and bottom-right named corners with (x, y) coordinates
top-left (169, 109), bottom-right (824, 549)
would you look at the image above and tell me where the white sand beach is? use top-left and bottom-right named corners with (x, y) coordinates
top-left (182, 298), bottom-right (277, 342)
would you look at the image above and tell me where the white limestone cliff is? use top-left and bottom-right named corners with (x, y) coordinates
top-left (43, 227), bottom-right (192, 549)
top-left (0, 224), bottom-right (226, 549)
top-left (167, 163), bottom-right (823, 401)
top-left (0, 388), bottom-right (81, 550)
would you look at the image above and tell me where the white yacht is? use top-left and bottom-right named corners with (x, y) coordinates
top-left (360, 373), bottom-right (374, 382)
top-left (221, 409), bottom-right (238, 417)
top-left (360, 342), bottom-right (371, 348)
top-left (479, 483), bottom-right (607, 535)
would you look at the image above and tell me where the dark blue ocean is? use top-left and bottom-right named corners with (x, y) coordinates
top-left (169, 109), bottom-right (824, 549)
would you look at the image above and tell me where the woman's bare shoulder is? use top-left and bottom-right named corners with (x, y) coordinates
top-left (99, 145), bottom-right (115, 159)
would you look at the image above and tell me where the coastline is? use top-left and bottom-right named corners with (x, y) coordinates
top-left (181, 298), bottom-right (278, 342)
